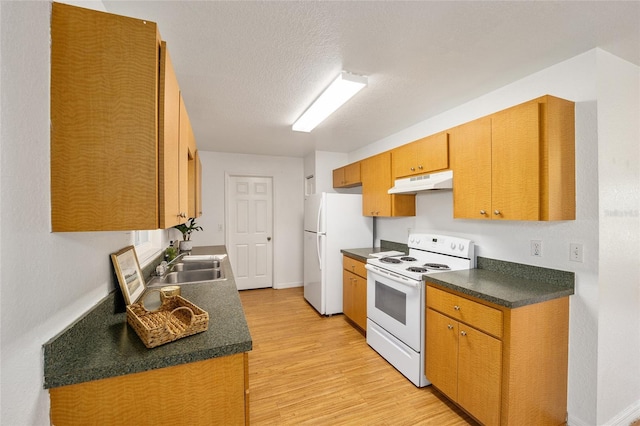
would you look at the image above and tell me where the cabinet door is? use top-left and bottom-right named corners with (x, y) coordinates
top-left (362, 153), bottom-right (392, 216)
top-left (179, 95), bottom-right (191, 220)
top-left (351, 274), bottom-right (367, 330)
top-left (450, 117), bottom-right (492, 219)
top-left (415, 132), bottom-right (449, 174)
top-left (344, 162), bottom-right (361, 186)
top-left (159, 43), bottom-right (182, 228)
top-left (343, 270), bottom-right (367, 331)
top-left (333, 163), bottom-right (362, 188)
top-left (343, 269), bottom-right (357, 323)
top-left (425, 309), bottom-right (458, 399)
top-left (362, 152), bottom-right (415, 217)
top-left (391, 143), bottom-right (417, 179)
top-left (491, 100), bottom-right (540, 220)
top-left (51, 3), bottom-right (160, 231)
top-left (195, 151), bottom-right (203, 217)
top-left (457, 324), bottom-right (502, 426)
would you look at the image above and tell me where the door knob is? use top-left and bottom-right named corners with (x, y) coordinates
top-left (267, 237), bottom-right (272, 241)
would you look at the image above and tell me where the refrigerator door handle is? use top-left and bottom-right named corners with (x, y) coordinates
top-left (316, 233), bottom-right (323, 270)
top-left (316, 197), bottom-right (324, 270)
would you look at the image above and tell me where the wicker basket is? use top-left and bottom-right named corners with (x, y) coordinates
top-left (126, 293), bottom-right (209, 348)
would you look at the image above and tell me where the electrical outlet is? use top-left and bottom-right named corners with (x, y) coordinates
top-left (531, 240), bottom-right (542, 257)
top-left (570, 243), bottom-right (583, 262)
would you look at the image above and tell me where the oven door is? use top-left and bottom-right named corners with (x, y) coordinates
top-left (365, 264), bottom-right (423, 352)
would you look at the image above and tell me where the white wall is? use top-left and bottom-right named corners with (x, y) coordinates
top-left (350, 49), bottom-right (640, 425)
top-left (197, 151), bottom-right (304, 289)
top-left (0, 2), bottom-right (170, 425)
top-left (595, 50), bottom-right (640, 425)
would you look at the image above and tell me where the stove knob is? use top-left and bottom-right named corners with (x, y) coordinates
top-left (458, 243), bottom-right (465, 251)
top-left (450, 242), bottom-right (456, 250)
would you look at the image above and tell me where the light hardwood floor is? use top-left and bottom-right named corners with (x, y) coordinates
top-left (239, 287), bottom-right (476, 425)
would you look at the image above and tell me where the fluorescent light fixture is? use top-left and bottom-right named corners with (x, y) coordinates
top-left (292, 71), bottom-right (367, 132)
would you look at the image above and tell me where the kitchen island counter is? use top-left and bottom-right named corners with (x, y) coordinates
top-left (43, 246), bottom-right (252, 389)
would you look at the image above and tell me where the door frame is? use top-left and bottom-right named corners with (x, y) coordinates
top-left (224, 172), bottom-right (275, 289)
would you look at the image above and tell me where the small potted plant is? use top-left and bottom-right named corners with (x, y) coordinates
top-left (173, 217), bottom-right (203, 252)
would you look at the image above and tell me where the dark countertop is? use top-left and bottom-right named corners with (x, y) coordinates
top-left (342, 246), bottom-right (574, 309)
top-left (43, 246), bottom-right (252, 389)
top-left (341, 240), bottom-right (409, 262)
top-left (425, 256), bottom-right (575, 309)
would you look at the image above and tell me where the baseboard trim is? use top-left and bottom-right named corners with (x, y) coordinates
top-left (273, 282), bottom-right (302, 289)
top-left (570, 400), bottom-right (640, 426)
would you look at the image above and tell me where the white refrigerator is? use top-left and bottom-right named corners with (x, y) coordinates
top-left (303, 193), bottom-right (373, 315)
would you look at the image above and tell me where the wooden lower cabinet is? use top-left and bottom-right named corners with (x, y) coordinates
top-left (342, 255), bottom-right (367, 331)
top-left (49, 353), bottom-right (249, 426)
top-left (426, 284), bottom-right (569, 425)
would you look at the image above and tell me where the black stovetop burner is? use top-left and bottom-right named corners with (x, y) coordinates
top-left (380, 257), bottom-right (402, 264)
top-left (423, 263), bottom-right (451, 271)
top-left (400, 256), bottom-right (417, 262)
top-left (407, 266), bottom-right (428, 273)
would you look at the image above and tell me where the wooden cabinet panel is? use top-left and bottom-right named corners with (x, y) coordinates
top-left (392, 132), bottom-right (449, 179)
top-left (179, 95), bottom-right (192, 220)
top-left (361, 152), bottom-right (415, 217)
top-left (333, 162), bottom-right (362, 188)
top-left (458, 323), bottom-right (502, 426)
top-left (51, 3), bottom-right (160, 231)
top-left (50, 354), bottom-right (249, 426)
top-left (159, 42), bottom-right (183, 229)
top-left (450, 117), bottom-right (492, 219)
top-left (427, 286), bottom-right (502, 338)
top-left (491, 100), bottom-right (540, 220)
top-left (51, 3), bottom-right (199, 232)
top-left (343, 255), bottom-right (367, 331)
top-left (426, 283), bottom-right (569, 425)
top-left (425, 308), bottom-right (459, 399)
top-left (343, 255), bottom-right (367, 277)
top-left (451, 95), bottom-right (575, 221)
top-left (195, 151), bottom-right (203, 217)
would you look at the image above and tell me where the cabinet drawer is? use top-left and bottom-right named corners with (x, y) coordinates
top-left (343, 256), bottom-right (367, 278)
top-left (427, 285), bottom-right (502, 338)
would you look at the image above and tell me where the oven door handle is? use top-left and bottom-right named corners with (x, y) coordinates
top-left (365, 264), bottom-right (422, 289)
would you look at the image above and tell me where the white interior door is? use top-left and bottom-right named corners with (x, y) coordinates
top-left (227, 175), bottom-right (273, 290)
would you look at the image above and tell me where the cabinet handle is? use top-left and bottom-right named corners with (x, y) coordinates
top-left (480, 210), bottom-right (486, 215)
top-left (460, 331), bottom-right (467, 336)
top-left (410, 167), bottom-right (415, 171)
top-left (494, 210), bottom-right (501, 216)
top-left (418, 165), bottom-right (423, 170)
top-left (454, 305), bottom-right (460, 311)
top-left (447, 324), bottom-right (454, 330)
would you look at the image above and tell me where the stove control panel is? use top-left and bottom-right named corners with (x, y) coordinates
top-left (408, 233), bottom-right (474, 259)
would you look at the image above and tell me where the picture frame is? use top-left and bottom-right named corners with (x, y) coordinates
top-left (111, 246), bottom-right (146, 305)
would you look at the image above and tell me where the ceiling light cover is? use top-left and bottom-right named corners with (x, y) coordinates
top-left (292, 71), bottom-right (368, 132)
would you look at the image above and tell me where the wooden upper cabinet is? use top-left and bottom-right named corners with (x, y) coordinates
top-left (392, 132), bottom-right (449, 179)
top-left (333, 162), bottom-right (362, 188)
top-left (51, 3), bottom-right (197, 231)
top-left (361, 152), bottom-right (415, 217)
top-left (195, 151), bottom-right (203, 217)
top-left (159, 42), bottom-right (184, 229)
top-left (451, 95), bottom-right (575, 221)
top-left (51, 3), bottom-right (160, 231)
top-left (450, 116), bottom-right (492, 220)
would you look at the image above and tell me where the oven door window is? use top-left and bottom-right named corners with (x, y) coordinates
top-left (375, 280), bottom-right (406, 325)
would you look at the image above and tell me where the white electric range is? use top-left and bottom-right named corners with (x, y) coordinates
top-left (365, 233), bottom-right (475, 387)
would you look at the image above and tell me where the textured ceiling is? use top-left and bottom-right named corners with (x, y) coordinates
top-left (102, 1), bottom-right (640, 158)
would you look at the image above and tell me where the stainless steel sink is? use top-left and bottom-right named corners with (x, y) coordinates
top-left (171, 260), bottom-right (220, 271)
top-left (148, 267), bottom-right (225, 287)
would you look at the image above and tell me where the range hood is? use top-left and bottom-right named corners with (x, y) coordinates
top-left (388, 170), bottom-right (453, 194)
